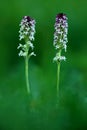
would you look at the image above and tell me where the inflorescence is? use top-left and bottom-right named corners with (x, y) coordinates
top-left (53, 13), bottom-right (68, 62)
top-left (17, 16), bottom-right (36, 58)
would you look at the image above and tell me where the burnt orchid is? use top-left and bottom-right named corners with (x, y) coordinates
top-left (53, 13), bottom-right (68, 94)
top-left (17, 16), bottom-right (36, 94)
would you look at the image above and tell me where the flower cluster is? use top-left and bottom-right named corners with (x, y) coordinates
top-left (18, 16), bottom-right (36, 57)
top-left (53, 13), bottom-right (68, 62)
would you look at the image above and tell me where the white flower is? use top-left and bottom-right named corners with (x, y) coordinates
top-left (29, 52), bottom-right (36, 57)
top-left (26, 41), bottom-right (34, 50)
top-left (18, 50), bottom-right (27, 57)
top-left (17, 43), bottom-right (23, 49)
top-left (53, 55), bottom-right (66, 62)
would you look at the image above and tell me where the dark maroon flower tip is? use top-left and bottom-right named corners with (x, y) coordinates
top-left (56, 13), bottom-right (67, 20)
top-left (57, 13), bottom-right (64, 18)
top-left (26, 16), bottom-right (32, 22)
top-left (22, 16), bottom-right (34, 26)
top-left (23, 16), bottom-right (32, 22)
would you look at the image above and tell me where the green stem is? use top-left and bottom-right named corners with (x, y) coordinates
top-left (25, 56), bottom-right (30, 94)
top-left (57, 61), bottom-right (60, 94)
top-left (57, 50), bottom-right (61, 95)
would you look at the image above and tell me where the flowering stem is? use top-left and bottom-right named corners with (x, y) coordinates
top-left (18, 16), bottom-right (36, 94)
top-left (25, 55), bottom-right (30, 94)
top-left (53, 13), bottom-right (68, 96)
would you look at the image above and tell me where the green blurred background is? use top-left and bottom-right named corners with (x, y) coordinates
top-left (0, 0), bottom-right (87, 130)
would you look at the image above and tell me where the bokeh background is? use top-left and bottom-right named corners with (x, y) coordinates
top-left (0, 0), bottom-right (87, 130)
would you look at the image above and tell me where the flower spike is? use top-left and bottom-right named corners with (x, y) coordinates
top-left (53, 13), bottom-right (68, 95)
top-left (53, 13), bottom-right (68, 62)
top-left (18, 16), bottom-right (36, 57)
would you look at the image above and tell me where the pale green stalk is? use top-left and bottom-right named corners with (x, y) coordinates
top-left (25, 55), bottom-right (30, 94)
top-left (57, 50), bottom-right (61, 94)
top-left (25, 38), bottom-right (30, 94)
top-left (57, 61), bottom-right (60, 93)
